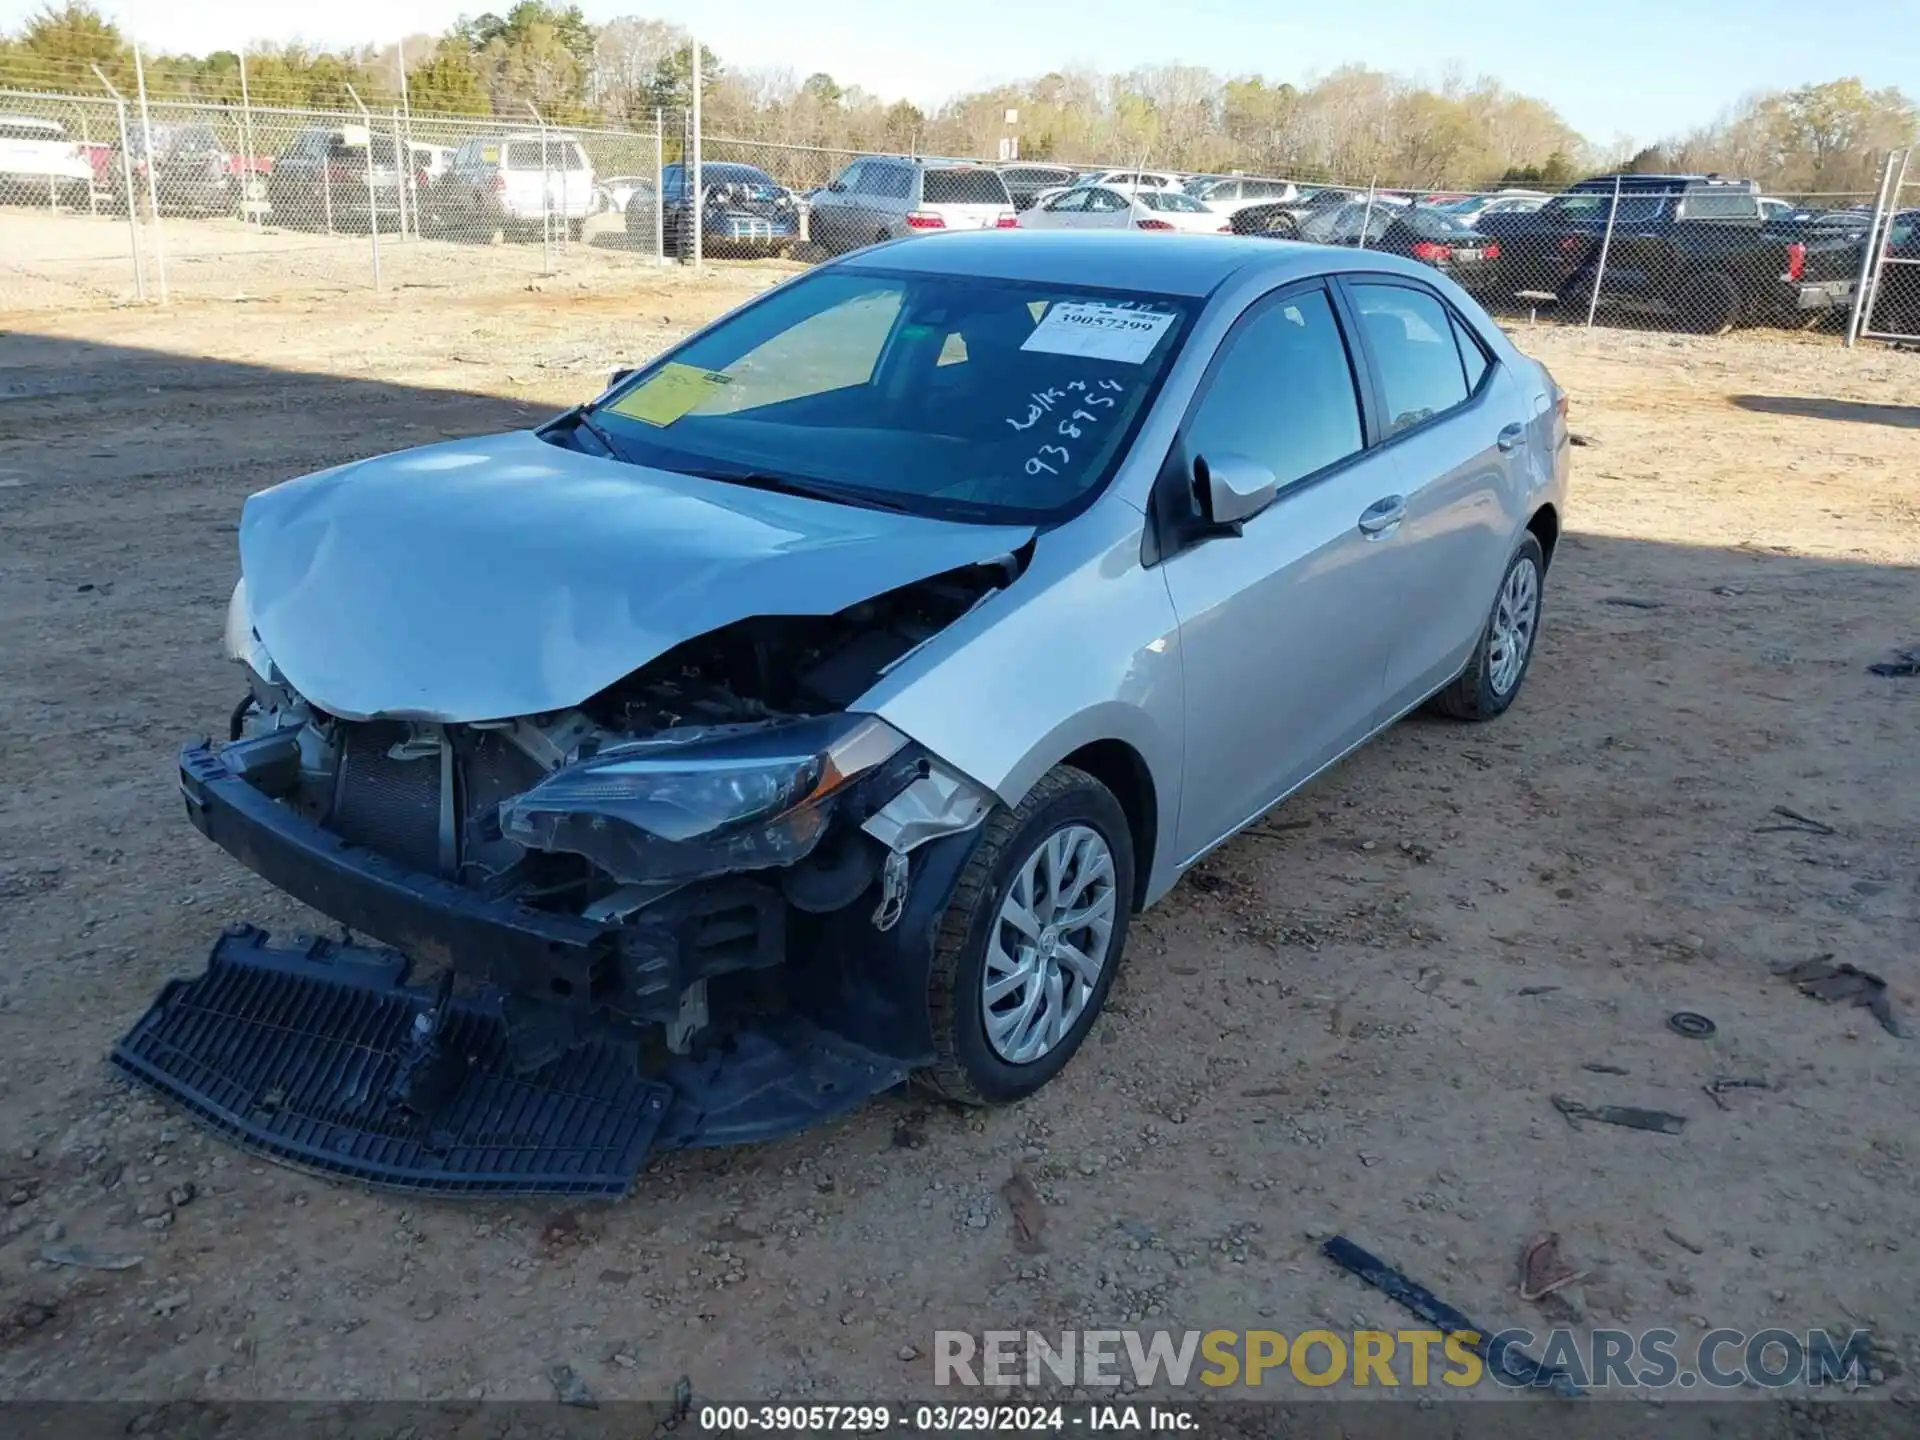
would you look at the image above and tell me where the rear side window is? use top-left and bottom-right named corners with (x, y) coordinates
top-left (1679, 190), bottom-right (1758, 220)
top-left (923, 168), bottom-right (1009, 206)
top-left (505, 140), bottom-right (587, 170)
top-left (1350, 283), bottom-right (1469, 432)
top-left (1185, 287), bottom-right (1364, 489)
top-left (1451, 316), bottom-right (1491, 392)
top-left (0, 121), bottom-right (63, 141)
top-left (877, 165), bottom-right (912, 199)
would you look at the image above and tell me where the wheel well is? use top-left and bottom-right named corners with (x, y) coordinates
top-left (1527, 503), bottom-right (1561, 571)
top-left (1060, 740), bottom-right (1157, 912)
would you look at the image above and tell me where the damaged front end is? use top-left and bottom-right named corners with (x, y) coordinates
top-left (122, 565), bottom-right (1006, 1195)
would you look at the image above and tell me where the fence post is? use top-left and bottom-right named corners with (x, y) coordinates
top-left (689, 40), bottom-right (703, 270)
top-left (1357, 178), bottom-right (1376, 250)
top-left (238, 49), bottom-right (259, 227)
top-left (1846, 149), bottom-right (1904, 347)
top-left (131, 41), bottom-right (169, 302)
top-left (525, 101), bottom-right (554, 275)
top-left (653, 108), bottom-right (665, 264)
top-left (1586, 174), bottom-right (1622, 328)
top-left (345, 85), bottom-right (382, 290)
top-left (390, 108), bottom-right (409, 241)
top-left (93, 65), bottom-right (146, 302)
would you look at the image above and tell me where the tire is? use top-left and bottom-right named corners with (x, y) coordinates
top-left (1677, 270), bottom-right (1740, 335)
top-left (1427, 533), bottom-right (1546, 721)
top-left (566, 218), bottom-right (584, 242)
top-left (915, 765), bottom-right (1135, 1107)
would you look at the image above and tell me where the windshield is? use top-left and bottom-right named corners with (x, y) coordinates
top-left (581, 267), bottom-right (1193, 523)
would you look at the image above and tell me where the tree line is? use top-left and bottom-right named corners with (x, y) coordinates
top-left (2, 2), bottom-right (1912, 192)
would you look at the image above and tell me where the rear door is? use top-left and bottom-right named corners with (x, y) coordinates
top-left (1340, 278), bottom-right (1526, 712)
top-left (921, 166), bottom-right (1009, 229)
top-left (1157, 282), bottom-right (1407, 860)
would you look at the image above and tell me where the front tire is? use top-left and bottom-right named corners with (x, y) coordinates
top-left (916, 765), bottom-right (1134, 1107)
top-left (1428, 533), bottom-right (1545, 721)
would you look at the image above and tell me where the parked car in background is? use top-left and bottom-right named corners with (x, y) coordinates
top-left (0, 114), bottom-right (94, 206)
top-left (1295, 203), bottom-right (1503, 287)
top-left (809, 156), bottom-right (1014, 252)
top-left (409, 142), bottom-right (455, 186)
top-left (596, 174), bottom-right (655, 213)
top-left (422, 131), bottom-right (596, 241)
top-left (652, 161), bottom-right (802, 256)
top-left (1475, 174), bottom-right (1840, 332)
top-left (998, 163), bottom-right (1083, 210)
top-left (1229, 185), bottom-right (1408, 239)
top-left (109, 122), bottom-right (232, 216)
top-left (1019, 184), bottom-right (1231, 234)
top-left (1186, 175), bottom-right (1301, 216)
top-left (270, 127), bottom-right (405, 232)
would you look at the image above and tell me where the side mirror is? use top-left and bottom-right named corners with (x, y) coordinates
top-left (1195, 452), bottom-right (1278, 528)
top-left (827, 180), bottom-right (847, 193)
top-left (606, 366), bottom-right (636, 391)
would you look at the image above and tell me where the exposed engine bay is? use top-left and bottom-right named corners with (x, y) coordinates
top-left (212, 558), bottom-right (1016, 1067)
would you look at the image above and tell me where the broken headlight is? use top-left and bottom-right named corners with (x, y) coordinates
top-left (499, 713), bottom-right (909, 885)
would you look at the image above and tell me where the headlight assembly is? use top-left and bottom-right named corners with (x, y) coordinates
top-left (223, 578), bottom-right (253, 663)
top-left (499, 713), bottom-right (909, 885)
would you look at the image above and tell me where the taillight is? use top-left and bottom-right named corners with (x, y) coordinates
top-left (994, 211), bottom-right (1017, 228)
top-left (1560, 235), bottom-right (1582, 252)
top-left (1217, 223), bottom-right (1233, 233)
top-left (323, 161), bottom-right (347, 186)
top-left (905, 211), bottom-right (945, 229)
top-left (1411, 241), bottom-right (1452, 262)
top-left (491, 173), bottom-right (507, 194)
top-left (1483, 241), bottom-right (1501, 260)
top-left (1135, 218), bottom-right (1173, 230)
top-left (1785, 241), bottom-right (1806, 281)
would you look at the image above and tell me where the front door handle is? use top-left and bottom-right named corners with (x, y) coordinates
top-left (1497, 422), bottom-right (1527, 452)
top-left (1357, 495), bottom-right (1406, 537)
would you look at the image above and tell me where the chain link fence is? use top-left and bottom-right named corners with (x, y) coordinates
top-left (2, 80), bottom-right (1915, 351)
top-left (0, 86), bottom-right (674, 307)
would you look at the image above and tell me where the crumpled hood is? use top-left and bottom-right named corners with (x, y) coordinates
top-left (239, 431), bottom-right (1033, 722)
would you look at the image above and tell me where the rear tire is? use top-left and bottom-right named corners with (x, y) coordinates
top-left (915, 766), bottom-right (1134, 1108)
top-left (1677, 271), bottom-right (1741, 335)
top-left (1427, 534), bottom-right (1546, 721)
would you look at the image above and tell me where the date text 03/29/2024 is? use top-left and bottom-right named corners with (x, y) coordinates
top-left (696, 1405), bottom-right (1193, 1432)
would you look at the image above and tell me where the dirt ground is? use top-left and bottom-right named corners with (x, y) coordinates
top-left (0, 268), bottom-right (1916, 1414)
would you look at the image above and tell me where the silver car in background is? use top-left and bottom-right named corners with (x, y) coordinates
top-left (186, 231), bottom-right (1567, 1174)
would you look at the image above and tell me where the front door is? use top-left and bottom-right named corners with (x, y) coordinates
top-left (1159, 282), bottom-right (1408, 862)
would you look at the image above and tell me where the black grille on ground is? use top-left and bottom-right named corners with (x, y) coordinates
top-left (111, 926), bottom-right (668, 1196)
top-left (328, 721), bottom-right (441, 872)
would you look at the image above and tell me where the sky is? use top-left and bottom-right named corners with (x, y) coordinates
top-left (11, 0), bottom-right (1919, 147)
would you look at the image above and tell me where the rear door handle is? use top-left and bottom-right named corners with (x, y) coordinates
top-left (1357, 495), bottom-right (1406, 536)
top-left (1497, 422), bottom-right (1527, 452)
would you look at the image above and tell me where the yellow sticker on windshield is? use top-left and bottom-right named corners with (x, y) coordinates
top-left (606, 363), bottom-right (732, 427)
top-left (480, 144), bottom-right (499, 164)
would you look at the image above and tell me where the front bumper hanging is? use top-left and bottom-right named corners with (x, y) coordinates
top-left (112, 925), bottom-right (912, 1197)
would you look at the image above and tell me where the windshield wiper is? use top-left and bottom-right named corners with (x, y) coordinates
top-left (557, 404), bottom-right (623, 459)
top-left (679, 467), bottom-right (916, 514)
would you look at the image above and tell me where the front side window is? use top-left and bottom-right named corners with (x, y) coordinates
top-left (581, 268), bottom-right (1195, 523)
top-left (1183, 287), bottom-right (1364, 491)
top-left (1044, 189), bottom-right (1090, 212)
top-left (1350, 283), bottom-right (1471, 432)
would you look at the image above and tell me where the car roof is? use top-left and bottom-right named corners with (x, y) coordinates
top-left (825, 228), bottom-right (1441, 298)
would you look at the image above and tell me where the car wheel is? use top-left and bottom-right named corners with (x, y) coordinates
top-left (1428, 533), bottom-right (1546, 721)
top-left (1678, 271), bottom-right (1741, 335)
top-left (566, 218), bottom-right (584, 242)
top-left (916, 765), bottom-right (1134, 1107)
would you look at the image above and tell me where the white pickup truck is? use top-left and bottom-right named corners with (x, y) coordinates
top-left (0, 115), bottom-right (94, 206)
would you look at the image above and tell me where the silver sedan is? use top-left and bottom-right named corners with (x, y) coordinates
top-left (201, 229), bottom-right (1569, 1145)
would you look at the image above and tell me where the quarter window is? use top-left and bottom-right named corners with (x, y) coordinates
top-left (1185, 288), bottom-right (1364, 490)
top-left (1350, 283), bottom-right (1470, 432)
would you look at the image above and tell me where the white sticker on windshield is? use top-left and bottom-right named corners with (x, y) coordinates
top-left (1020, 303), bottom-right (1175, 364)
